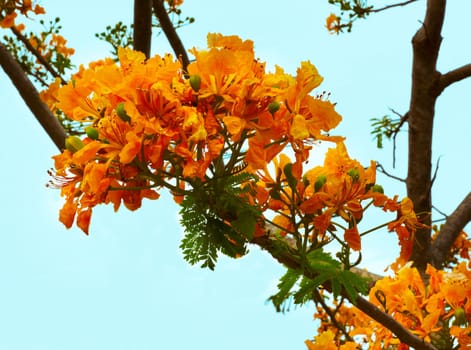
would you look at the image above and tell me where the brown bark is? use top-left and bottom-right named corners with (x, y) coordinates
top-left (0, 42), bottom-right (66, 150)
top-left (133, 0), bottom-right (153, 57)
top-left (152, 0), bottom-right (190, 71)
top-left (438, 63), bottom-right (471, 93)
top-left (407, 0), bottom-right (446, 272)
top-left (430, 192), bottom-right (471, 267)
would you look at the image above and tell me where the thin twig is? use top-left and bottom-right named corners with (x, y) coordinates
top-left (432, 205), bottom-right (448, 219)
top-left (424, 157), bottom-right (441, 200)
top-left (390, 109), bottom-right (408, 168)
top-left (370, 0), bottom-right (420, 13)
top-left (376, 162), bottom-right (406, 182)
top-left (312, 290), bottom-right (354, 342)
top-left (430, 156), bottom-right (441, 187)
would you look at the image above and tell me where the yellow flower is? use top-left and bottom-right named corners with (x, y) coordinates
top-left (290, 114), bottom-right (310, 139)
top-left (305, 331), bottom-right (337, 350)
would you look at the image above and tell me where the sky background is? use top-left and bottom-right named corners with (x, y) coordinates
top-left (1, 1), bottom-right (470, 349)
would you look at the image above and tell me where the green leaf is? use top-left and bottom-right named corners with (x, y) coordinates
top-left (231, 209), bottom-right (257, 240)
top-left (268, 269), bottom-right (301, 312)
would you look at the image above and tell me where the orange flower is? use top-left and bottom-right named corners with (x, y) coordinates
top-left (0, 12), bottom-right (17, 28)
top-left (326, 14), bottom-right (341, 34)
top-left (305, 330), bottom-right (337, 350)
top-left (344, 226), bottom-right (361, 251)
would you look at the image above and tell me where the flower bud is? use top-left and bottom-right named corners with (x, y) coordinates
top-left (85, 126), bottom-right (99, 140)
top-left (189, 74), bottom-right (201, 92)
top-left (269, 187), bottom-right (282, 200)
top-left (283, 163), bottom-right (297, 188)
top-left (371, 184), bottom-right (384, 194)
top-left (347, 168), bottom-right (360, 182)
top-left (453, 307), bottom-right (468, 326)
top-left (314, 175), bottom-right (327, 192)
top-left (65, 135), bottom-right (84, 153)
top-left (267, 101), bottom-right (280, 115)
top-left (302, 174), bottom-right (310, 187)
top-left (116, 102), bottom-right (131, 122)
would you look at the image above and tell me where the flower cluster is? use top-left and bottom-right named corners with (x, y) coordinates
top-left (29, 31), bottom-right (75, 60)
top-left (46, 33), bottom-right (350, 234)
top-left (0, 0), bottom-right (45, 28)
top-left (253, 141), bottom-right (420, 260)
top-left (306, 259), bottom-right (471, 349)
top-left (45, 33), bottom-right (418, 262)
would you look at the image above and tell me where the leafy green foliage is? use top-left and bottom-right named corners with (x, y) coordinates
top-left (268, 269), bottom-right (302, 312)
top-left (95, 22), bottom-right (134, 60)
top-left (269, 248), bottom-right (370, 312)
top-left (327, 0), bottom-right (372, 32)
top-left (179, 172), bottom-right (261, 270)
top-left (370, 115), bottom-right (401, 149)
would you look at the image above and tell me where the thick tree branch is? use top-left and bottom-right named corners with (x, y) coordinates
top-left (0, 42), bottom-right (66, 150)
top-left (133, 0), bottom-right (152, 58)
top-left (251, 235), bottom-right (436, 350)
top-left (438, 63), bottom-right (471, 93)
top-left (430, 192), bottom-right (471, 267)
top-left (152, 0), bottom-right (190, 71)
top-left (407, 0), bottom-right (446, 272)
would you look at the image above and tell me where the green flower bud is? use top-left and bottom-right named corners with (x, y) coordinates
top-left (302, 174), bottom-right (310, 187)
top-left (314, 175), bottom-right (327, 192)
top-left (65, 135), bottom-right (84, 153)
top-left (269, 187), bottom-right (282, 200)
top-left (267, 101), bottom-right (280, 115)
top-left (116, 102), bottom-right (131, 122)
top-left (371, 184), bottom-right (384, 194)
top-left (347, 168), bottom-right (360, 183)
top-left (85, 126), bottom-right (99, 140)
top-left (189, 74), bottom-right (201, 92)
top-left (283, 163), bottom-right (297, 188)
top-left (453, 307), bottom-right (468, 326)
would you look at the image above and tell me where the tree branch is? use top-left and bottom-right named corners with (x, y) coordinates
top-left (312, 291), bottom-right (354, 342)
top-left (355, 297), bottom-right (437, 350)
top-left (251, 234), bottom-right (436, 350)
top-left (430, 192), bottom-right (471, 268)
top-left (407, 0), bottom-right (446, 272)
top-left (0, 42), bottom-right (66, 150)
top-left (371, 0), bottom-right (420, 13)
top-left (152, 0), bottom-right (190, 71)
top-left (133, 0), bottom-right (153, 58)
top-left (377, 162), bottom-right (406, 182)
top-left (10, 26), bottom-right (66, 85)
top-left (438, 63), bottom-right (471, 94)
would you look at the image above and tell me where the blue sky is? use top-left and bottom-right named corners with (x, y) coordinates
top-left (1, 1), bottom-right (470, 349)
